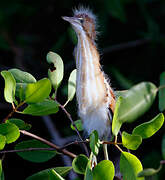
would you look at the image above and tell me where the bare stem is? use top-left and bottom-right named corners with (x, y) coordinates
top-left (0, 147), bottom-right (56, 154)
top-left (56, 100), bottom-right (89, 157)
top-left (20, 130), bottom-right (76, 158)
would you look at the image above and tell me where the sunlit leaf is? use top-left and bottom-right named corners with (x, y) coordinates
top-left (112, 96), bottom-right (123, 136)
top-left (7, 118), bottom-right (31, 130)
top-left (120, 151), bottom-right (144, 180)
top-left (122, 131), bottom-right (142, 150)
top-left (1, 70), bottom-right (16, 103)
top-left (26, 167), bottom-right (72, 180)
top-left (0, 122), bottom-right (20, 144)
top-left (9, 68), bottom-right (36, 83)
top-left (132, 113), bottom-right (164, 139)
top-left (0, 135), bottom-right (6, 150)
top-left (159, 72), bottom-right (165, 112)
top-left (47, 51), bottom-right (64, 91)
top-left (25, 78), bottom-right (51, 103)
top-left (117, 82), bottom-right (157, 123)
top-left (15, 140), bottom-right (56, 163)
top-left (22, 99), bottom-right (59, 116)
top-left (67, 69), bottom-right (77, 102)
top-left (72, 154), bottom-right (88, 174)
top-left (89, 130), bottom-right (100, 156)
top-left (93, 160), bottom-right (115, 180)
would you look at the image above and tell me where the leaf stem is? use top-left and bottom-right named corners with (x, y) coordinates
top-left (20, 130), bottom-right (76, 158)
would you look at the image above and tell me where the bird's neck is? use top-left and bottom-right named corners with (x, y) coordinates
top-left (75, 30), bottom-right (110, 112)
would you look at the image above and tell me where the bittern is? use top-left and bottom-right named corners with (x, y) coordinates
top-left (62, 7), bottom-right (116, 139)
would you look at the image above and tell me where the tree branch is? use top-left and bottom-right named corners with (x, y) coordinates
top-left (20, 130), bottom-right (76, 158)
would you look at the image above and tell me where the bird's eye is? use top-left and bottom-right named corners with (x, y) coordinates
top-left (79, 18), bottom-right (84, 24)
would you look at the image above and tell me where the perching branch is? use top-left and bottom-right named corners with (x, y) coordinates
top-left (20, 130), bottom-right (76, 158)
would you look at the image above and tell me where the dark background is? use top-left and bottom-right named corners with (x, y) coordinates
top-left (0, 0), bottom-right (165, 179)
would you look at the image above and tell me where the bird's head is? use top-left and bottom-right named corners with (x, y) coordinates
top-left (62, 7), bottom-right (97, 41)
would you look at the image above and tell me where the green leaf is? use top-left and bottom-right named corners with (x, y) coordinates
top-left (71, 120), bottom-right (83, 131)
top-left (15, 83), bottom-right (27, 101)
top-left (22, 99), bottom-right (59, 116)
top-left (137, 165), bottom-right (162, 177)
top-left (84, 153), bottom-right (93, 180)
top-left (161, 134), bottom-right (165, 159)
top-left (49, 169), bottom-right (65, 180)
top-left (67, 69), bottom-right (77, 102)
top-left (89, 130), bottom-right (100, 156)
top-left (72, 154), bottom-right (88, 174)
top-left (122, 131), bottom-right (142, 150)
top-left (0, 160), bottom-right (4, 180)
top-left (120, 151), bottom-right (144, 180)
top-left (26, 167), bottom-right (72, 180)
top-left (1, 70), bottom-right (16, 103)
top-left (112, 96), bottom-right (123, 136)
top-left (0, 135), bottom-right (6, 150)
top-left (25, 78), bottom-right (51, 103)
top-left (47, 51), bottom-right (64, 91)
top-left (0, 122), bottom-right (20, 144)
top-left (15, 140), bottom-right (56, 163)
top-left (132, 113), bottom-right (164, 139)
top-left (104, 0), bottom-right (126, 22)
top-left (117, 82), bottom-right (157, 123)
top-left (159, 72), bottom-right (165, 111)
top-left (93, 160), bottom-right (115, 180)
top-left (9, 68), bottom-right (36, 83)
top-left (7, 118), bottom-right (31, 130)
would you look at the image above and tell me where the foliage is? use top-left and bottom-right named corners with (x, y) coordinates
top-left (1, 0), bottom-right (165, 179)
top-left (0, 51), bottom-right (165, 180)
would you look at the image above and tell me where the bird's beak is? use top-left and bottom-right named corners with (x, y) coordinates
top-left (62, 16), bottom-right (80, 25)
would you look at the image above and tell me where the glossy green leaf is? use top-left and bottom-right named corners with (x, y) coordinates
top-left (7, 118), bottom-right (31, 130)
top-left (93, 160), bottom-right (115, 180)
top-left (84, 152), bottom-right (93, 180)
top-left (15, 140), bottom-right (56, 163)
top-left (26, 167), bottom-right (72, 180)
top-left (22, 99), bottom-right (59, 116)
top-left (112, 96), bottom-right (123, 136)
top-left (1, 70), bottom-right (16, 103)
top-left (72, 154), bottom-right (88, 174)
top-left (47, 51), bottom-right (64, 91)
top-left (9, 68), bottom-right (36, 83)
top-left (89, 130), bottom-right (100, 156)
top-left (161, 134), bottom-right (165, 159)
top-left (15, 83), bottom-right (27, 101)
top-left (137, 165), bottom-right (162, 177)
top-left (67, 69), bottom-right (76, 102)
top-left (159, 72), bottom-right (165, 111)
top-left (132, 113), bottom-right (164, 139)
top-left (117, 82), bottom-right (157, 123)
top-left (0, 122), bottom-right (20, 144)
top-left (122, 131), bottom-right (142, 150)
top-left (0, 135), bottom-right (6, 150)
top-left (49, 169), bottom-right (65, 180)
top-left (120, 151), bottom-right (144, 180)
top-left (25, 78), bottom-right (51, 103)
top-left (71, 120), bottom-right (83, 131)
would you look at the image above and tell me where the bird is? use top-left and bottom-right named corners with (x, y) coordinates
top-left (62, 7), bottom-right (116, 139)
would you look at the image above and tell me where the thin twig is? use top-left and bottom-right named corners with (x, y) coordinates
top-left (0, 147), bottom-right (56, 154)
top-left (60, 140), bottom-right (89, 150)
top-left (56, 100), bottom-right (89, 157)
top-left (20, 130), bottom-right (76, 158)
